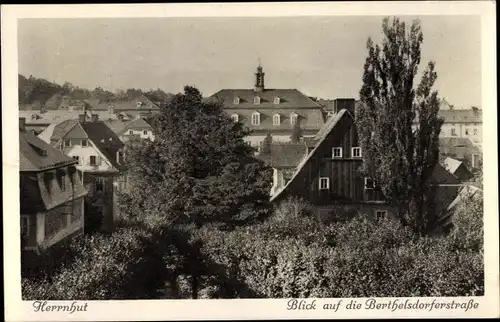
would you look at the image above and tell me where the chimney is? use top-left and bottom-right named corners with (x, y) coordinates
top-left (19, 117), bottom-right (26, 131)
top-left (91, 114), bottom-right (99, 122)
top-left (334, 98), bottom-right (356, 118)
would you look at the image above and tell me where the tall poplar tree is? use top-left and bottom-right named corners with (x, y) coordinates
top-left (357, 17), bottom-right (444, 235)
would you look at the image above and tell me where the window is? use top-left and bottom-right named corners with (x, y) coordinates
top-left (129, 130), bottom-right (134, 135)
top-left (375, 210), bottom-right (387, 221)
top-left (273, 114), bottom-right (281, 125)
top-left (472, 154), bottom-right (478, 168)
top-left (21, 216), bottom-right (30, 237)
top-left (319, 177), bottom-right (330, 190)
top-left (63, 139), bottom-right (71, 147)
top-left (332, 147), bottom-right (343, 158)
top-left (81, 139), bottom-right (88, 147)
top-left (251, 112), bottom-right (260, 125)
top-left (95, 177), bottom-right (105, 192)
top-left (72, 156), bottom-right (80, 164)
top-left (365, 177), bottom-right (375, 189)
top-left (451, 128), bottom-right (457, 136)
top-left (274, 97), bottom-right (280, 104)
top-left (89, 155), bottom-right (97, 166)
top-left (59, 174), bottom-right (66, 191)
top-left (143, 130), bottom-right (148, 135)
top-left (465, 128), bottom-right (469, 135)
top-left (352, 147), bottom-right (362, 158)
top-left (253, 97), bottom-right (261, 104)
top-left (290, 114), bottom-right (298, 125)
top-left (473, 128), bottom-right (478, 135)
top-left (233, 97), bottom-right (240, 105)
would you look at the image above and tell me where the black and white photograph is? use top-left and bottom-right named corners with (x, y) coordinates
top-left (2, 2), bottom-right (498, 320)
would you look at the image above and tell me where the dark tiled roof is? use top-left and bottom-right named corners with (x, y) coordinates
top-left (211, 89), bottom-right (322, 109)
top-left (430, 163), bottom-right (462, 185)
top-left (20, 129), bottom-right (76, 171)
top-left (269, 143), bottom-right (308, 168)
top-left (226, 108), bottom-right (325, 132)
top-left (50, 120), bottom-right (79, 144)
top-left (103, 119), bottom-right (132, 135)
top-left (80, 121), bottom-right (126, 171)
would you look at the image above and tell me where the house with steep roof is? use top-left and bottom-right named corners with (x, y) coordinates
top-left (208, 64), bottom-right (326, 151)
top-left (270, 109), bottom-right (463, 224)
top-left (38, 113), bottom-right (127, 232)
top-left (442, 157), bottom-right (473, 181)
top-left (104, 117), bottom-right (156, 143)
top-left (19, 118), bottom-right (88, 254)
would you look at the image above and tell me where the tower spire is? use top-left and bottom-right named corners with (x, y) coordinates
top-left (254, 59), bottom-right (265, 92)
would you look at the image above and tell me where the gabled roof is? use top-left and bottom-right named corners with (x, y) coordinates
top-left (48, 120), bottom-right (126, 171)
top-left (20, 129), bottom-right (77, 172)
top-left (443, 157), bottom-right (464, 175)
top-left (121, 117), bottom-right (153, 133)
top-left (210, 89), bottom-right (322, 109)
top-left (271, 109), bottom-right (351, 202)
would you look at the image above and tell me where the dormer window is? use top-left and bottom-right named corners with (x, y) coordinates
top-left (290, 113), bottom-right (298, 125)
top-left (274, 97), bottom-right (280, 104)
top-left (253, 96), bottom-right (261, 105)
top-left (116, 150), bottom-right (124, 164)
top-left (231, 114), bottom-right (239, 122)
top-left (273, 114), bottom-right (281, 125)
top-left (251, 112), bottom-right (261, 125)
top-left (233, 97), bottom-right (240, 105)
top-left (352, 147), bottom-right (362, 158)
top-left (136, 101), bottom-right (143, 108)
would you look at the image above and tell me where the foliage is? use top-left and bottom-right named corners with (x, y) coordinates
top-left (191, 198), bottom-right (483, 298)
top-left (22, 227), bottom-right (171, 300)
top-left (261, 132), bottom-right (273, 156)
top-left (357, 17), bottom-right (444, 235)
top-left (119, 86), bottom-right (272, 230)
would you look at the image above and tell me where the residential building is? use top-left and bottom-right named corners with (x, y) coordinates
top-left (270, 108), bottom-right (463, 224)
top-left (442, 157), bottom-right (474, 182)
top-left (208, 64), bottom-right (326, 151)
top-left (83, 94), bottom-right (160, 121)
top-left (437, 108), bottom-right (482, 144)
top-left (19, 117), bottom-right (87, 253)
top-left (439, 137), bottom-right (482, 170)
top-left (104, 117), bottom-right (156, 143)
top-left (38, 113), bottom-right (127, 232)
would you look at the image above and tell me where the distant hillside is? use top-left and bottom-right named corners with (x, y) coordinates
top-left (18, 74), bottom-right (174, 108)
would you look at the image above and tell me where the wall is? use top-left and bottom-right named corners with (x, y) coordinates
top-left (40, 197), bottom-right (84, 249)
top-left (121, 128), bottom-right (155, 141)
top-left (439, 123), bottom-right (482, 142)
top-left (83, 173), bottom-right (116, 233)
top-left (63, 140), bottom-right (116, 172)
top-left (21, 214), bottom-right (38, 249)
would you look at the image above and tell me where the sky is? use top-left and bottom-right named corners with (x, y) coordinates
top-left (17, 15), bottom-right (481, 107)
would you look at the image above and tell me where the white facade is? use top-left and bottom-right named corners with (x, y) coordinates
top-left (63, 140), bottom-right (119, 172)
top-left (122, 128), bottom-right (155, 141)
top-left (440, 123), bottom-right (482, 144)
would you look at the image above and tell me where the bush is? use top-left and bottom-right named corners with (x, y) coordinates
top-left (22, 227), bottom-right (168, 300)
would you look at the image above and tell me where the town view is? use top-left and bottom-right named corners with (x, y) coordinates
top-left (19, 16), bottom-right (483, 300)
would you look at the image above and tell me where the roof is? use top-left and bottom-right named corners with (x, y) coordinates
top-left (437, 185), bottom-right (483, 229)
top-left (19, 110), bottom-right (118, 125)
top-left (37, 124), bottom-right (57, 143)
top-left (103, 119), bottom-right (133, 136)
top-left (48, 120), bottom-right (126, 171)
top-left (121, 117), bottom-right (153, 132)
top-left (227, 108), bottom-right (325, 132)
top-left (211, 89), bottom-right (323, 109)
top-left (316, 99), bottom-right (336, 111)
top-left (83, 95), bottom-right (159, 111)
top-left (20, 129), bottom-right (77, 172)
top-left (443, 157), bottom-right (464, 174)
top-left (271, 109), bottom-right (351, 202)
top-left (437, 109), bottom-right (482, 123)
top-left (268, 143), bottom-right (308, 168)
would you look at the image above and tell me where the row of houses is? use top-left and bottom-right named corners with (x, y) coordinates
top-left (19, 63), bottom-right (483, 263)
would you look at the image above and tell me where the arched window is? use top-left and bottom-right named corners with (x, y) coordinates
top-left (290, 113), bottom-right (298, 125)
top-left (233, 97), bottom-right (240, 105)
top-left (253, 96), bottom-right (261, 104)
top-left (273, 114), bottom-right (281, 125)
top-left (231, 114), bottom-right (239, 122)
top-left (251, 112), bottom-right (260, 125)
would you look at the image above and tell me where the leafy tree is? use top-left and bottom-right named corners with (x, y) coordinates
top-left (119, 85), bottom-right (272, 230)
top-left (290, 121), bottom-right (302, 143)
top-left (357, 17), bottom-right (444, 235)
top-left (261, 132), bottom-right (273, 156)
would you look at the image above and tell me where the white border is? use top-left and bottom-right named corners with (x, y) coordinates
top-left (2, 2), bottom-right (498, 320)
